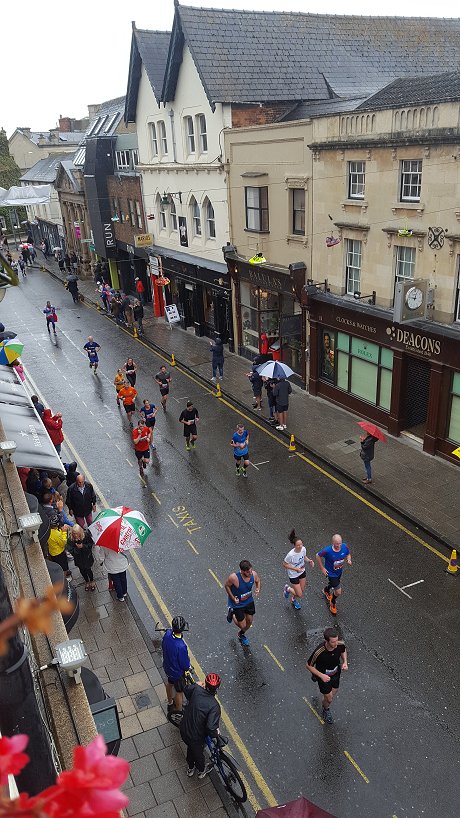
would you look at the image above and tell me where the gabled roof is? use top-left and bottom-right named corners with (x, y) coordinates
top-left (357, 70), bottom-right (460, 111)
top-left (14, 129), bottom-right (84, 144)
top-left (57, 159), bottom-right (81, 193)
top-left (162, 6), bottom-right (460, 110)
top-left (20, 153), bottom-right (74, 183)
top-left (84, 96), bottom-right (125, 138)
top-left (125, 26), bottom-right (171, 123)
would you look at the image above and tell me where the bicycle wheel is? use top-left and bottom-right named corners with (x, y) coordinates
top-left (217, 752), bottom-right (247, 803)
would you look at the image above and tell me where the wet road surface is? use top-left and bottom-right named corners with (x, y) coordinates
top-left (4, 271), bottom-right (460, 818)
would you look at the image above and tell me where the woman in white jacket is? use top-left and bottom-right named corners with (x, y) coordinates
top-left (101, 548), bottom-right (129, 601)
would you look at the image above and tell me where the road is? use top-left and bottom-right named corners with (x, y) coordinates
top-left (5, 270), bottom-right (460, 818)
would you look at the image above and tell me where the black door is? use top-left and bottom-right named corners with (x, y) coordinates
top-left (403, 356), bottom-right (431, 432)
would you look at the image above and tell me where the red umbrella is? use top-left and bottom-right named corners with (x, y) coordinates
top-left (257, 797), bottom-right (337, 818)
top-left (357, 421), bottom-right (387, 442)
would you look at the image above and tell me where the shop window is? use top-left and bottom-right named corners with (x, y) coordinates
top-left (345, 238), bottom-right (362, 295)
top-left (150, 123), bottom-right (158, 158)
top-left (291, 189), bottom-right (305, 235)
top-left (348, 160), bottom-right (365, 199)
top-left (240, 281), bottom-right (259, 309)
top-left (184, 116), bottom-right (195, 154)
top-left (190, 197), bottom-right (201, 237)
top-left (321, 330), bottom-right (393, 408)
top-left (197, 114), bottom-right (208, 153)
top-left (158, 120), bottom-right (168, 155)
top-left (204, 198), bottom-right (215, 238)
top-left (351, 358), bottom-right (378, 403)
top-left (320, 330), bottom-right (336, 382)
top-left (448, 372), bottom-right (460, 443)
top-left (245, 186), bottom-right (269, 232)
top-left (395, 245), bottom-right (416, 282)
top-left (400, 159), bottom-right (422, 202)
top-left (169, 198), bottom-right (177, 232)
top-left (241, 306), bottom-right (260, 354)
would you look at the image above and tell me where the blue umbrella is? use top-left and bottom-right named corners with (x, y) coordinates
top-left (256, 360), bottom-right (295, 379)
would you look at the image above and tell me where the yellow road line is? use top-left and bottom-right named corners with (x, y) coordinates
top-left (263, 644), bottom-right (285, 672)
top-left (81, 302), bottom-right (449, 565)
top-left (208, 568), bottom-right (223, 589)
top-left (167, 514), bottom-right (179, 528)
top-left (343, 750), bottom-right (370, 784)
top-left (131, 552), bottom-right (275, 810)
top-left (302, 697), bottom-right (325, 725)
top-left (187, 539), bottom-right (199, 555)
top-left (151, 492), bottom-right (161, 505)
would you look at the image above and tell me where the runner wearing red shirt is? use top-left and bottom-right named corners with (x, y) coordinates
top-left (132, 420), bottom-right (152, 476)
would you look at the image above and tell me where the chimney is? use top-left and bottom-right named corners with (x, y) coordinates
top-left (87, 103), bottom-right (100, 119)
top-left (59, 116), bottom-right (72, 132)
top-left (20, 127), bottom-right (31, 137)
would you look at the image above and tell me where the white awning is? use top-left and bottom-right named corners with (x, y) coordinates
top-left (0, 185), bottom-right (52, 206)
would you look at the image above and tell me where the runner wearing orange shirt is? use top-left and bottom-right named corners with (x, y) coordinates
top-left (118, 383), bottom-right (138, 428)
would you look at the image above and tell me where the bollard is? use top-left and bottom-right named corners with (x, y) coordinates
top-left (216, 382), bottom-right (222, 398)
top-left (289, 434), bottom-right (296, 451)
top-left (171, 353), bottom-right (176, 366)
top-left (446, 548), bottom-right (458, 575)
top-left (133, 326), bottom-right (138, 338)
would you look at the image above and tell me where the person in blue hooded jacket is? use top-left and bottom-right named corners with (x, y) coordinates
top-left (162, 616), bottom-right (191, 713)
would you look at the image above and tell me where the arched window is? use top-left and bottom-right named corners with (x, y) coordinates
top-left (204, 198), bottom-right (216, 238)
top-left (169, 197), bottom-right (177, 231)
top-left (190, 196), bottom-right (201, 236)
top-left (157, 193), bottom-right (167, 231)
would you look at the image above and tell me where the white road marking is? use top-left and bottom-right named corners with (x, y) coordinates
top-left (82, 401), bottom-right (87, 407)
top-left (249, 461), bottom-right (259, 470)
top-left (126, 458), bottom-right (134, 467)
top-left (400, 579), bottom-right (425, 590)
top-left (253, 461), bottom-right (270, 466)
top-left (97, 420), bottom-right (103, 427)
top-left (388, 579), bottom-right (412, 599)
top-left (105, 432), bottom-right (111, 438)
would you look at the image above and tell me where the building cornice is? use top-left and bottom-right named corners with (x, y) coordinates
top-left (309, 127), bottom-right (460, 152)
top-left (137, 162), bottom-right (224, 174)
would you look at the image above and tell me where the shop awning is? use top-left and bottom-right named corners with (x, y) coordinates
top-left (0, 366), bottom-right (65, 476)
top-left (0, 184), bottom-right (52, 206)
top-left (149, 244), bottom-right (228, 276)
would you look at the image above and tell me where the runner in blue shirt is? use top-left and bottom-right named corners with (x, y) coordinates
top-left (231, 422), bottom-right (249, 478)
top-left (224, 559), bottom-right (261, 646)
top-left (316, 534), bottom-right (352, 615)
top-left (139, 399), bottom-right (158, 450)
top-left (83, 336), bottom-right (101, 373)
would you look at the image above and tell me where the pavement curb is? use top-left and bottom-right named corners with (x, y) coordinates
top-left (43, 264), bottom-right (453, 556)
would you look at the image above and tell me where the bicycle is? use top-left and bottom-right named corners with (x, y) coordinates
top-left (204, 734), bottom-right (247, 803)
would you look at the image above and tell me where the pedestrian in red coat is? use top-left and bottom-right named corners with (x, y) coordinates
top-left (42, 408), bottom-right (64, 454)
top-left (135, 277), bottom-right (145, 305)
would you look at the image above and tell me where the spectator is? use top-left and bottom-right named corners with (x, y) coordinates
top-left (125, 300), bottom-right (134, 329)
top-left (70, 252), bottom-right (79, 273)
top-left (29, 245), bottom-right (37, 263)
top-left (273, 377), bottom-right (292, 431)
top-left (40, 491), bottom-right (61, 530)
top-left (64, 253), bottom-right (71, 272)
top-left (21, 246), bottom-right (32, 266)
top-left (263, 377), bottom-right (278, 424)
top-left (31, 394), bottom-right (45, 418)
top-left (12, 358), bottom-right (25, 382)
top-left (111, 294), bottom-right (121, 322)
top-left (135, 276), bottom-right (145, 305)
top-left (26, 468), bottom-right (42, 497)
top-left (210, 334), bottom-right (224, 382)
top-left (40, 238), bottom-right (49, 258)
top-left (58, 255), bottom-right (65, 273)
top-left (101, 548), bottom-right (129, 602)
top-left (65, 461), bottom-right (80, 487)
top-left (42, 408), bottom-right (64, 454)
top-left (47, 522), bottom-right (72, 577)
top-left (67, 524), bottom-right (96, 590)
top-left (121, 294), bottom-right (131, 324)
top-left (94, 262), bottom-right (103, 283)
top-left (247, 364), bottom-right (263, 411)
top-left (66, 473), bottom-right (97, 528)
top-left (133, 299), bottom-right (144, 334)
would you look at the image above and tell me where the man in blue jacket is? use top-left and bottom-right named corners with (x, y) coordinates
top-left (162, 616), bottom-right (191, 713)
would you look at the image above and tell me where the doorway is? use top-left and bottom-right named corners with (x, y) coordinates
top-left (402, 356), bottom-right (431, 437)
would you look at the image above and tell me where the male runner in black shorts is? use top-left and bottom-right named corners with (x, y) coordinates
top-left (306, 627), bottom-right (348, 724)
top-left (155, 365), bottom-right (171, 412)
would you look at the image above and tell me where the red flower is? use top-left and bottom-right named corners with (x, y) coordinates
top-left (55, 735), bottom-right (129, 813)
top-left (0, 735), bottom-right (29, 785)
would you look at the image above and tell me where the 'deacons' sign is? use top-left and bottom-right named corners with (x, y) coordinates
top-left (386, 325), bottom-right (441, 357)
top-left (103, 222), bottom-right (115, 250)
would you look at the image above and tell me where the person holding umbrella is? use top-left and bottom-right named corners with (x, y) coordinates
top-left (89, 506), bottom-right (152, 602)
top-left (65, 274), bottom-right (79, 304)
top-left (357, 421), bottom-right (386, 484)
top-left (255, 360), bottom-right (295, 429)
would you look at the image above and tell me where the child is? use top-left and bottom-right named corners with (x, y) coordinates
top-left (12, 359), bottom-right (25, 382)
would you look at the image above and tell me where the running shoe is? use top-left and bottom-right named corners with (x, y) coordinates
top-left (329, 599), bottom-right (337, 615)
top-left (292, 599), bottom-right (301, 610)
top-left (276, 425), bottom-right (284, 430)
top-left (185, 443), bottom-right (191, 451)
top-left (283, 584), bottom-right (290, 599)
top-left (235, 467), bottom-right (241, 476)
top-left (191, 441), bottom-right (196, 449)
top-left (322, 707), bottom-right (333, 724)
top-left (151, 444), bottom-right (156, 451)
top-left (238, 632), bottom-right (250, 646)
top-left (226, 607), bottom-right (233, 623)
top-left (242, 470), bottom-right (248, 478)
top-left (198, 762), bottom-right (214, 779)
top-left (186, 767), bottom-right (195, 777)
top-left (323, 587), bottom-right (332, 602)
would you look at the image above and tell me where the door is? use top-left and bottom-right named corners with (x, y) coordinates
top-left (402, 356), bottom-right (431, 436)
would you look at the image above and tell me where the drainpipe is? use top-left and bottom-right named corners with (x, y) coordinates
top-left (168, 109), bottom-right (177, 163)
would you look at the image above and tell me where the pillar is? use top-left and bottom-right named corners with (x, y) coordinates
top-left (388, 350), bottom-right (404, 437)
top-left (423, 362), bottom-right (443, 455)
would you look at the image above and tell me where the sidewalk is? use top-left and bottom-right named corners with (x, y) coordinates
top-left (44, 259), bottom-right (460, 548)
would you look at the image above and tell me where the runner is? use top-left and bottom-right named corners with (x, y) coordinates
top-left (283, 528), bottom-right (314, 610)
top-left (231, 422), bottom-right (249, 478)
top-left (113, 369), bottom-right (125, 406)
top-left (118, 381), bottom-right (138, 428)
top-left (316, 534), bottom-right (352, 616)
top-left (155, 365), bottom-right (171, 412)
top-left (179, 400), bottom-right (199, 451)
top-left (224, 560), bottom-right (260, 646)
top-left (306, 627), bottom-right (348, 724)
top-left (161, 615), bottom-right (191, 714)
top-left (83, 336), bottom-right (101, 373)
top-left (132, 418), bottom-right (152, 476)
top-left (43, 301), bottom-right (57, 335)
top-left (123, 357), bottom-right (137, 387)
top-left (139, 399), bottom-right (158, 450)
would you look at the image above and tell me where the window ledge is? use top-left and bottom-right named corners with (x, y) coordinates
top-left (286, 233), bottom-right (308, 246)
top-left (391, 201), bottom-right (424, 214)
top-left (341, 199), bottom-right (368, 211)
top-left (244, 228), bottom-right (270, 234)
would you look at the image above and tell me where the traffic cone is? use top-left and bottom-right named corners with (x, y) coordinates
top-left (289, 434), bottom-right (296, 451)
top-left (133, 326), bottom-right (138, 338)
top-left (446, 549), bottom-right (458, 575)
top-left (216, 382), bottom-right (222, 398)
top-left (171, 353), bottom-right (176, 366)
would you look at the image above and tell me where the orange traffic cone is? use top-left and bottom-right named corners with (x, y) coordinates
top-left (171, 353), bottom-right (176, 366)
top-left (446, 549), bottom-right (458, 575)
top-left (216, 382), bottom-right (222, 398)
top-left (289, 434), bottom-right (296, 451)
top-left (133, 326), bottom-right (138, 338)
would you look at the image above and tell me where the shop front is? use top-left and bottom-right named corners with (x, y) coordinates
top-left (304, 286), bottom-right (460, 464)
top-left (115, 241), bottom-right (149, 301)
top-left (148, 246), bottom-right (233, 346)
top-left (224, 252), bottom-right (305, 383)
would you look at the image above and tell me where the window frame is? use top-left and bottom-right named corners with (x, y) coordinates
top-left (348, 160), bottom-right (366, 199)
top-left (169, 197), bottom-right (177, 232)
top-left (245, 186), bottom-right (269, 232)
top-left (345, 238), bottom-right (362, 295)
top-left (184, 116), bottom-right (196, 154)
top-left (190, 197), bottom-right (201, 237)
top-left (291, 188), bottom-right (305, 235)
top-left (158, 196), bottom-right (167, 231)
top-left (112, 198), bottom-right (120, 219)
top-left (135, 200), bottom-right (143, 230)
top-left (395, 245), bottom-right (416, 283)
top-left (115, 150), bottom-right (130, 171)
top-left (150, 123), bottom-right (158, 158)
top-left (158, 120), bottom-right (168, 156)
top-left (400, 159), bottom-right (422, 202)
top-left (128, 199), bottom-right (136, 227)
top-left (197, 114), bottom-right (208, 153)
top-left (205, 199), bottom-right (215, 239)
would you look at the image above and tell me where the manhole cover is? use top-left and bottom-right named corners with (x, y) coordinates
top-left (135, 693), bottom-right (151, 709)
top-left (344, 439), bottom-right (356, 445)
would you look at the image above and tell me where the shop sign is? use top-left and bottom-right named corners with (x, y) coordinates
top-left (134, 233), bottom-right (152, 248)
top-left (89, 243), bottom-right (95, 252)
top-left (280, 314), bottom-right (302, 337)
top-left (165, 304), bottom-right (180, 323)
top-left (149, 255), bottom-right (162, 275)
top-left (351, 338), bottom-right (379, 364)
top-left (74, 225), bottom-right (81, 239)
top-left (385, 325), bottom-right (441, 357)
top-left (103, 221), bottom-right (115, 251)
